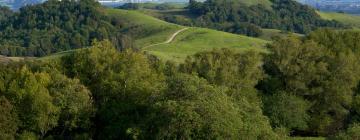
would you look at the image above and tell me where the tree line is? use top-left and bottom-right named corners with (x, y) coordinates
top-left (1, 29), bottom-right (360, 139)
top-left (185, 0), bottom-right (345, 36)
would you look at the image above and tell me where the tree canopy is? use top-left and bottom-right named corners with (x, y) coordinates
top-left (0, 0), bottom-right (130, 57)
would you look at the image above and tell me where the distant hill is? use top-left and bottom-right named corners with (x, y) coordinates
top-left (123, 0), bottom-right (347, 38)
top-left (3, 0), bottom-right (44, 10)
top-left (317, 11), bottom-right (360, 28)
top-left (187, 0), bottom-right (344, 34)
top-left (297, 0), bottom-right (360, 14)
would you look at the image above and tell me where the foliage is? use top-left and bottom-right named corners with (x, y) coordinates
top-left (0, 96), bottom-right (18, 140)
top-left (186, 0), bottom-right (344, 35)
top-left (0, 0), bottom-right (130, 57)
top-left (177, 48), bottom-right (279, 139)
top-left (58, 40), bottom-right (280, 139)
top-left (330, 124), bottom-right (360, 140)
top-left (263, 92), bottom-right (310, 131)
top-left (180, 48), bottom-right (264, 90)
top-left (260, 31), bottom-right (360, 136)
top-left (144, 74), bottom-right (277, 139)
top-left (62, 40), bottom-right (166, 139)
top-left (0, 63), bottom-right (94, 139)
top-left (0, 6), bottom-right (12, 21)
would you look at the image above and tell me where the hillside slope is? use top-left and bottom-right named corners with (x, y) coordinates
top-left (317, 11), bottom-right (360, 28)
top-left (144, 27), bottom-right (268, 62)
top-left (107, 9), bottom-right (268, 62)
top-left (106, 9), bottom-right (184, 48)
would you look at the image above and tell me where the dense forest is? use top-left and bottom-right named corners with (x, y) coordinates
top-left (1, 29), bottom-right (360, 139)
top-left (0, 0), bottom-right (131, 57)
top-left (154, 0), bottom-right (346, 37)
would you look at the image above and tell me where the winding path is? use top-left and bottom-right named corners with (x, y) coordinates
top-left (1, 28), bottom-right (189, 63)
top-left (143, 27), bottom-right (189, 49)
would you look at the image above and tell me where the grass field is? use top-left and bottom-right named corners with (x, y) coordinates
top-left (144, 27), bottom-right (268, 62)
top-left (317, 11), bottom-right (360, 28)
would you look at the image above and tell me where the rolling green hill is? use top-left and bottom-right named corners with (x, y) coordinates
top-left (106, 9), bottom-right (268, 62)
top-left (106, 9), bottom-right (184, 48)
top-left (317, 11), bottom-right (360, 28)
top-left (144, 27), bottom-right (268, 62)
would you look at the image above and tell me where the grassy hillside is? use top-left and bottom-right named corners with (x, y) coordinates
top-left (106, 8), bottom-right (268, 62)
top-left (317, 11), bottom-right (360, 28)
top-left (106, 9), bottom-right (183, 48)
top-left (144, 27), bottom-right (268, 62)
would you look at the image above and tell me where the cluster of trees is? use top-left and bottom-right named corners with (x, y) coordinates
top-left (2, 29), bottom-right (360, 139)
top-left (0, 63), bottom-right (94, 139)
top-left (259, 29), bottom-right (360, 137)
top-left (0, 0), bottom-right (131, 57)
top-left (0, 40), bottom-right (285, 139)
top-left (186, 0), bottom-right (345, 36)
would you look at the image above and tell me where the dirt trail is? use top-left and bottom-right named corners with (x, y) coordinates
top-left (143, 27), bottom-right (189, 49)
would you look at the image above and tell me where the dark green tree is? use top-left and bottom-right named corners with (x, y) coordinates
top-left (0, 96), bottom-right (18, 140)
